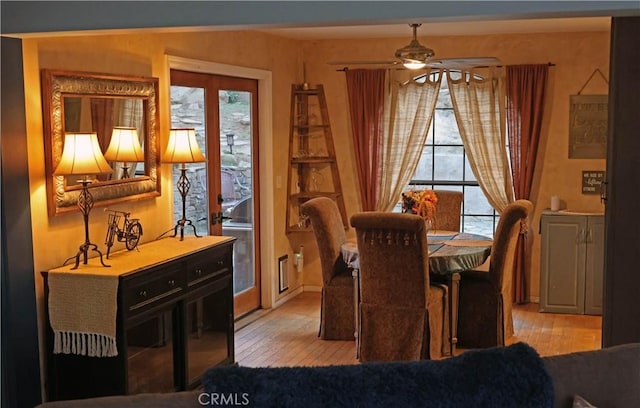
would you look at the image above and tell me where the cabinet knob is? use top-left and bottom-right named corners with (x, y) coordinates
top-left (168, 279), bottom-right (175, 287)
top-left (217, 260), bottom-right (224, 266)
top-left (195, 268), bottom-right (202, 276)
top-left (138, 290), bottom-right (147, 298)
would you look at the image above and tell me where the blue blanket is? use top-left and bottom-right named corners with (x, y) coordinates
top-left (202, 342), bottom-right (553, 407)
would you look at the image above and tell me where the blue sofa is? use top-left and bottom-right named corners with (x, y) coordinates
top-left (37, 342), bottom-right (640, 407)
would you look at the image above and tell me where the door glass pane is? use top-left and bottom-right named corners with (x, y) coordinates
top-left (219, 90), bottom-right (255, 295)
top-left (169, 85), bottom-right (209, 236)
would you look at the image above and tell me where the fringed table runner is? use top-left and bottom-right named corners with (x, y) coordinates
top-left (48, 271), bottom-right (119, 357)
top-left (47, 236), bottom-right (236, 358)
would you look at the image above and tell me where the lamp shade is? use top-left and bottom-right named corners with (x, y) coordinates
top-left (54, 132), bottom-right (113, 176)
top-left (162, 128), bottom-right (206, 163)
top-left (104, 127), bottom-right (144, 162)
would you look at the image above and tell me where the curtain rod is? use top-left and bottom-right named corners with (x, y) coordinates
top-left (336, 62), bottom-right (555, 72)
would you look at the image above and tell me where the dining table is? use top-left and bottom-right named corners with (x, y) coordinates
top-left (341, 230), bottom-right (493, 357)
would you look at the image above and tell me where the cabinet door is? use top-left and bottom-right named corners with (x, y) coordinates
top-left (585, 216), bottom-right (604, 315)
top-left (125, 304), bottom-right (180, 394)
top-left (184, 275), bottom-right (234, 388)
top-left (540, 215), bottom-right (586, 314)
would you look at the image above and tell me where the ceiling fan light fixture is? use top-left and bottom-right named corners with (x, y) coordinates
top-left (395, 24), bottom-right (435, 69)
top-left (403, 61), bottom-right (427, 70)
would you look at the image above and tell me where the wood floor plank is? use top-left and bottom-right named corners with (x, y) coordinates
top-left (234, 292), bottom-right (601, 367)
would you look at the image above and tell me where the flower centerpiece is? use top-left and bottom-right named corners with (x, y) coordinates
top-left (401, 190), bottom-right (438, 230)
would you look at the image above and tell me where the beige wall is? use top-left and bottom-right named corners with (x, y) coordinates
top-left (23, 28), bottom-right (608, 385)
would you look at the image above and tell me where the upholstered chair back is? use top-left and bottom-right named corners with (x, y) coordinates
top-left (301, 197), bottom-right (348, 285)
top-left (490, 199), bottom-right (533, 338)
top-left (301, 197), bottom-right (354, 340)
top-left (351, 212), bottom-right (447, 361)
top-left (351, 213), bottom-right (430, 308)
top-left (457, 199), bottom-right (533, 348)
top-left (489, 200), bottom-right (533, 299)
top-left (432, 190), bottom-right (463, 232)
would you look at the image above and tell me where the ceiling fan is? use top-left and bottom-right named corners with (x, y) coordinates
top-left (328, 23), bottom-right (501, 70)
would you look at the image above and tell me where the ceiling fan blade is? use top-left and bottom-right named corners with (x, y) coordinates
top-left (327, 60), bottom-right (399, 66)
top-left (329, 26), bottom-right (501, 70)
top-left (426, 57), bottom-right (501, 69)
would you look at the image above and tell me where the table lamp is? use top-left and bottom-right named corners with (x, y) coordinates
top-left (103, 126), bottom-right (144, 179)
top-left (54, 132), bottom-right (113, 269)
top-left (162, 128), bottom-right (206, 240)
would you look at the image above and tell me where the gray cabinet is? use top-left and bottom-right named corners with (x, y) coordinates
top-left (540, 212), bottom-right (604, 315)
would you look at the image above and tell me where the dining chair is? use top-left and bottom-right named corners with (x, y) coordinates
top-left (350, 212), bottom-right (449, 362)
top-left (300, 197), bottom-right (354, 340)
top-left (457, 199), bottom-right (533, 348)
top-left (432, 190), bottom-right (463, 232)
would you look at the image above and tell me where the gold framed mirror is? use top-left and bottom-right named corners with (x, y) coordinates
top-left (42, 69), bottom-right (161, 216)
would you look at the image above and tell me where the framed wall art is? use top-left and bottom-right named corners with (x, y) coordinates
top-left (569, 94), bottom-right (608, 159)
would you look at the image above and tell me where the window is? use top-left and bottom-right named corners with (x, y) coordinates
top-left (403, 72), bottom-right (499, 237)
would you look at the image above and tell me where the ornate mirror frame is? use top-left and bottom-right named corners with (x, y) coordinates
top-left (42, 69), bottom-right (161, 216)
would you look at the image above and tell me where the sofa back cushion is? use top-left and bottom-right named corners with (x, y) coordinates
top-left (203, 342), bottom-right (553, 407)
top-left (543, 343), bottom-right (640, 408)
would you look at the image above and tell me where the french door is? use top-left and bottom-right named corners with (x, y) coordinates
top-left (170, 69), bottom-right (261, 318)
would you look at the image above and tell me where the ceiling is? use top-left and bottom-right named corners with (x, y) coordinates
top-left (257, 17), bottom-right (611, 40)
top-left (7, 15), bottom-right (612, 40)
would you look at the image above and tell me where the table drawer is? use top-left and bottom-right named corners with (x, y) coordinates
top-left (124, 266), bottom-right (186, 314)
top-left (187, 250), bottom-right (231, 288)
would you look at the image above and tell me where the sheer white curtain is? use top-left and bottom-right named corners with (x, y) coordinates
top-left (376, 70), bottom-right (442, 211)
top-left (448, 69), bottom-right (514, 213)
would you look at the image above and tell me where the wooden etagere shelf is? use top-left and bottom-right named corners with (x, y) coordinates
top-left (286, 84), bottom-right (347, 233)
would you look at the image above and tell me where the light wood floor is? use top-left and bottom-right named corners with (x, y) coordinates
top-left (235, 292), bottom-right (601, 367)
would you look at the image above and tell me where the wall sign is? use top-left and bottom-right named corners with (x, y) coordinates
top-left (569, 95), bottom-right (608, 159)
top-left (582, 170), bottom-right (605, 195)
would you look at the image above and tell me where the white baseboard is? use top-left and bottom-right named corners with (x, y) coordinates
top-left (274, 286), bottom-right (304, 308)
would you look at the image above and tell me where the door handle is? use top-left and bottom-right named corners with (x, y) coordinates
top-left (211, 212), bottom-right (232, 225)
top-left (600, 181), bottom-right (608, 204)
top-left (577, 228), bottom-right (586, 244)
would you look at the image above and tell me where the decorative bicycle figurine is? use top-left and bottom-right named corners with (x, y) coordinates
top-left (104, 209), bottom-right (143, 259)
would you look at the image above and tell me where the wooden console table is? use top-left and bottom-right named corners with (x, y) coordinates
top-left (42, 236), bottom-right (236, 401)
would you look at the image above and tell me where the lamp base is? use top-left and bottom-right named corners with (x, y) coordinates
top-left (170, 165), bottom-right (201, 241)
top-left (63, 241), bottom-right (110, 270)
top-left (171, 218), bottom-right (200, 241)
top-left (62, 179), bottom-right (110, 270)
